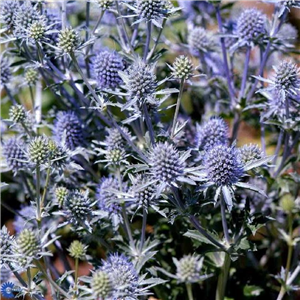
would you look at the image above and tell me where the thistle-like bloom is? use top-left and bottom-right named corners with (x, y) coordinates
top-left (63, 190), bottom-right (95, 229)
top-left (1, 282), bottom-right (14, 299)
top-left (195, 117), bottom-right (228, 151)
top-left (236, 9), bottom-right (265, 45)
top-left (0, 226), bottom-right (14, 266)
top-left (119, 59), bottom-right (157, 109)
top-left (53, 111), bottom-right (85, 150)
top-left (16, 229), bottom-right (40, 257)
top-left (13, 3), bottom-right (44, 38)
top-left (29, 20), bottom-right (46, 41)
top-left (54, 186), bottom-right (69, 207)
top-left (68, 240), bottom-right (87, 260)
top-left (0, 57), bottom-right (11, 86)
top-left (57, 27), bottom-right (80, 54)
top-left (238, 144), bottom-right (263, 166)
top-left (28, 136), bottom-right (50, 165)
top-left (8, 105), bottom-right (26, 124)
top-left (100, 253), bottom-right (139, 298)
top-left (258, 60), bottom-right (300, 101)
top-left (97, 0), bottom-right (114, 10)
top-left (25, 68), bottom-right (39, 86)
top-left (102, 127), bottom-right (132, 150)
top-left (91, 270), bottom-right (113, 299)
top-left (204, 145), bottom-right (243, 187)
top-left (2, 138), bottom-right (27, 173)
top-left (136, 0), bottom-right (167, 24)
top-left (0, 0), bottom-right (19, 29)
top-left (149, 142), bottom-right (185, 186)
top-left (170, 55), bottom-right (194, 80)
top-left (96, 177), bottom-right (121, 214)
top-left (1, 266), bottom-right (11, 283)
top-left (174, 255), bottom-right (204, 283)
top-left (48, 139), bottom-right (69, 170)
top-left (188, 27), bottom-right (216, 56)
top-left (13, 205), bottom-right (37, 234)
top-left (92, 50), bottom-right (124, 90)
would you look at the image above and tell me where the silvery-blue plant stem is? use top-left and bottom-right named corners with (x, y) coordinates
top-left (273, 130), bottom-right (284, 166)
top-left (240, 47), bottom-right (251, 99)
top-left (61, 0), bottom-right (67, 30)
top-left (147, 18), bottom-right (167, 62)
top-left (261, 123), bottom-right (266, 155)
top-left (215, 6), bottom-right (235, 104)
top-left (36, 165), bottom-right (42, 223)
top-left (220, 195), bottom-right (230, 245)
top-left (142, 103), bottom-right (155, 145)
top-left (140, 207), bottom-right (147, 252)
top-left (274, 133), bottom-right (290, 177)
top-left (143, 21), bottom-right (152, 62)
top-left (247, 10), bottom-right (287, 102)
top-left (4, 85), bottom-right (17, 105)
top-left (171, 79), bottom-right (184, 139)
top-left (131, 22), bottom-right (139, 46)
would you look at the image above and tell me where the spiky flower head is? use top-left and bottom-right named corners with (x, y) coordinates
top-left (171, 55), bottom-right (193, 80)
top-left (53, 111), bottom-right (85, 150)
top-left (121, 59), bottom-right (157, 102)
top-left (9, 105), bottom-right (26, 123)
top-left (55, 187), bottom-right (69, 207)
top-left (91, 270), bottom-right (113, 299)
top-left (100, 254), bottom-right (139, 297)
top-left (96, 177), bottom-right (120, 214)
top-left (13, 3), bottom-right (44, 38)
top-left (278, 23), bottom-right (298, 41)
top-left (0, 0), bottom-right (19, 29)
top-left (13, 205), bottom-right (36, 234)
top-left (204, 145), bottom-right (243, 186)
top-left (29, 20), bottom-right (46, 41)
top-left (1, 266), bottom-right (12, 283)
top-left (136, 0), bottom-right (167, 22)
top-left (0, 226), bottom-right (14, 266)
top-left (1, 282), bottom-right (14, 299)
top-left (238, 144), bottom-right (262, 166)
top-left (0, 57), bottom-right (11, 86)
top-left (64, 191), bottom-right (94, 225)
top-left (149, 142), bottom-right (185, 186)
top-left (92, 50), bottom-right (124, 89)
top-left (196, 117), bottom-right (228, 151)
top-left (97, 0), bottom-right (114, 10)
top-left (280, 194), bottom-right (295, 213)
top-left (188, 27), bottom-right (216, 56)
top-left (2, 138), bottom-right (27, 172)
top-left (57, 27), bottom-right (80, 54)
top-left (25, 68), bottom-right (39, 86)
top-left (48, 139), bottom-right (68, 169)
top-left (103, 127), bottom-right (131, 149)
top-left (105, 147), bottom-right (127, 166)
top-left (174, 254), bottom-right (204, 283)
top-left (132, 174), bottom-right (155, 207)
top-left (274, 60), bottom-right (300, 95)
top-left (16, 229), bottom-right (40, 257)
top-left (237, 9), bottom-right (265, 43)
top-left (28, 136), bottom-right (50, 165)
top-left (68, 240), bottom-right (87, 260)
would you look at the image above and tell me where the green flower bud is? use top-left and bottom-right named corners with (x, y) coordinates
top-left (28, 136), bottom-right (50, 165)
top-left (57, 28), bottom-right (80, 54)
top-left (68, 240), bottom-right (87, 260)
top-left (171, 55), bottom-right (193, 80)
top-left (29, 21), bottom-right (45, 40)
top-left (280, 194), bottom-right (295, 212)
top-left (9, 105), bottom-right (26, 123)
top-left (16, 229), bottom-right (40, 257)
top-left (25, 68), bottom-right (39, 86)
top-left (55, 186), bottom-right (69, 207)
top-left (91, 270), bottom-right (113, 299)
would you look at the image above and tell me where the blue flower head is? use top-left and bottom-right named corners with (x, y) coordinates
top-left (188, 27), bottom-right (216, 56)
top-left (92, 50), bottom-right (124, 90)
top-left (236, 9), bottom-right (266, 45)
top-left (13, 205), bottom-right (37, 234)
top-left (0, 0), bottom-right (19, 29)
top-left (100, 253), bottom-right (139, 297)
top-left (1, 282), bottom-right (14, 299)
top-left (2, 138), bottom-right (28, 173)
top-left (96, 177), bottom-right (121, 215)
top-left (0, 57), bottom-right (11, 86)
top-left (195, 117), bottom-right (228, 151)
top-left (204, 144), bottom-right (244, 186)
top-left (53, 111), bottom-right (85, 150)
top-left (136, 0), bottom-right (168, 23)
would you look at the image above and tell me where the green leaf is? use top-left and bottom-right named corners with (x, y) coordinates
top-left (184, 229), bottom-right (221, 246)
top-left (243, 285), bottom-right (263, 297)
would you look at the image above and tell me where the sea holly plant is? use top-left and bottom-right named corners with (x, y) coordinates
top-left (1, 1), bottom-right (300, 300)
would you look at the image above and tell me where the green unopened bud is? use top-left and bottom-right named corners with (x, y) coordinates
top-left (9, 105), bottom-right (26, 123)
top-left (280, 194), bottom-right (295, 212)
top-left (171, 55), bottom-right (193, 80)
top-left (28, 136), bottom-right (50, 165)
top-left (97, 0), bottom-right (113, 10)
top-left (29, 21), bottom-right (45, 40)
top-left (57, 28), bottom-right (80, 54)
top-left (91, 270), bottom-right (113, 299)
top-left (68, 240), bottom-right (87, 260)
top-left (55, 186), bottom-right (69, 207)
top-left (25, 68), bottom-right (39, 86)
top-left (17, 229), bottom-right (40, 257)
